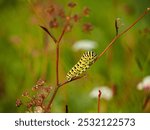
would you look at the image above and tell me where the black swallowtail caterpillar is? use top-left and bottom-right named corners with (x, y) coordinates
top-left (66, 51), bottom-right (97, 81)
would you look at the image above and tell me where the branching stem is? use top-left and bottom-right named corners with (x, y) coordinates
top-left (96, 8), bottom-right (150, 61)
top-left (45, 8), bottom-right (149, 112)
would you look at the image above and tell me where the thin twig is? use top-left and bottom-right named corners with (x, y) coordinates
top-left (58, 24), bottom-right (68, 43)
top-left (59, 74), bottom-right (87, 88)
top-left (55, 22), bottom-right (69, 86)
top-left (56, 44), bottom-right (60, 86)
top-left (96, 8), bottom-right (150, 61)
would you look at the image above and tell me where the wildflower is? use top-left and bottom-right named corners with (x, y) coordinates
top-left (90, 86), bottom-right (113, 101)
top-left (72, 39), bottom-right (97, 51)
top-left (137, 76), bottom-right (150, 90)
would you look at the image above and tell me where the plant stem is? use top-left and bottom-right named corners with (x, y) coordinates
top-left (98, 90), bottom-right (101, 113)
top-left (65, 105), bottom-right (69, 113)
top-left (96, 8), bottom-right (150, 61)
top-left (56, 44), bottom-right (59, 86)
top-left (45, 86), bottom-right (59, 112)
top-left (56, 23), bottom-right (68, 86)
top-left (59, 75), bottom-right (86, 87)
top-left (46, 23), bottom-right (69, 112)
top-left (46, 8), bottom-right (149, 112)
top-left (58, 24), bottom-right (67, 43)
top-left (45, 75), bottom-right (86, 112)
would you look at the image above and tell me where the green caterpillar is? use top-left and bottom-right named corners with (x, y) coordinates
top-left (66, 51), bottom-right (97, 81)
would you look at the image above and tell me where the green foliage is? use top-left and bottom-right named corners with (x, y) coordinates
top-left (0, 0), bottom-right (150, 112)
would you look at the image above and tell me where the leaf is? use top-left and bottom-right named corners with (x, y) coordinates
top-left (40, 26), bottom-right (57, 43)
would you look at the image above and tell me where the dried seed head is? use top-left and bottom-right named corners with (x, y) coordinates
top-left (32, 85), bottom-right (39, 91)
top-left (27, 102), bottom-right (33, 109)
top-left (46, 5), bottom-right (55, 15)
top-left (16, 99), bottom-right (22, 107)
top-left (73, 14), bottom-right (80, 22)
top-left (22, 91), bottom-right (29, 97)
top-left (66, 24), bottom-right (73, 32)
top-left (35, 98), bottom-right (43, 106)
top-left (32, 79), bottom-right (45, 91)
top-left (44, 86), bottom-right (52, 93)
top-left (37, 79), bottom-right (45, 86)
top-left (58, 9), bottom-right (66, 18)
top-left (82, 23), bottom-right (93, 32)
top-left (38, 93), bottom-right (46, 99)
top-left (68, 2), bottom-right (77, 8)
top-left (83, 7), bottom-right (90, 16)
top-left (66, 16), bottom-right (71, 21)
top-left (115, 18), bottom-right (124, 35)
top-left (49, 18), bottom-right (59, 28)
top-left (115, 18), bottom-right (124, 29)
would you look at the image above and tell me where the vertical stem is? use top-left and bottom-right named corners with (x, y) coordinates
top-left (46, 23), bottom-right (68, 112)
top-left (115, 18), bottom-right (119, 36)
top-left (98, 90), bottom-right (101, 113)
top-left (65, 105), bottom-right (69, 113)
top-left (56, 43), bottom-right (59, 86)
top-left (56, 23), bottom-right (68, 86)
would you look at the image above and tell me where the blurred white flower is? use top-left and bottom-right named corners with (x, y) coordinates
top-left (73, 39), bottom-right (97, 51)
top-left (90, 86), bottom-right (113, 101)
top-left (137, 76), bottom-right (150, 90)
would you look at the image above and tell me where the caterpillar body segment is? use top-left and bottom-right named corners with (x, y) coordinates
top-left (66, 51), bottom-right (97, 81)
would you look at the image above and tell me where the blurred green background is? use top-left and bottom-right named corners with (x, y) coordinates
top-left (0, 0), bottom-right (150, 112)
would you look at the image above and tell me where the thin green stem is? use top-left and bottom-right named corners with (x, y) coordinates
top-left (45, 87), bottom-right (59, 112)
top-left (96, 8), bottom-right (150, 61)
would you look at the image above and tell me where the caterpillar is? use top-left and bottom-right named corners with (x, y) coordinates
top-left (66, 51), bottom-right (97, 81)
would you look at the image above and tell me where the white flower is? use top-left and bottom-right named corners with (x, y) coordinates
top-left (137, 76), bottom-right (150, 90)
top-left (72, 39), bottom-right (97, 51)
top-left (90, 86), bottom-right (113, 101)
